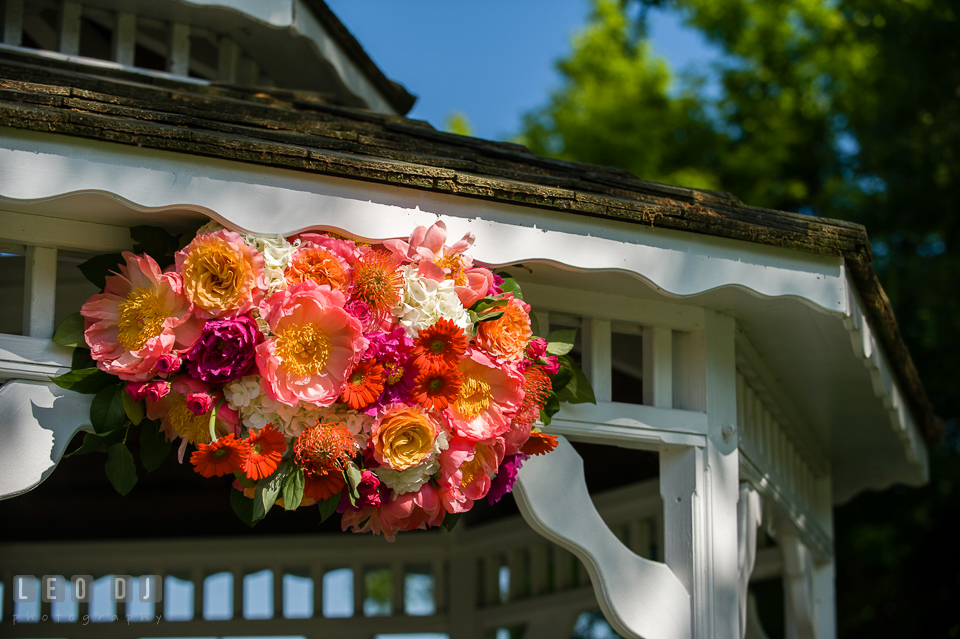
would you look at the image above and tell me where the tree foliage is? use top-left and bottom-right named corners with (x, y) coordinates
top-left (523, 1), bottom-right (960, 636)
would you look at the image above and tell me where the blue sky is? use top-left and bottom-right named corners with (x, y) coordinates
top-left (325, 0), bottom-right (721, 141)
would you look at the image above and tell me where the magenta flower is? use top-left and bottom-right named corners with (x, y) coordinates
top-left (126, 381), bottom-right (149, 402)
top-left (362, 328), bottom-right (419, 412)
top-left (145, 380), bottom-right (170, 403)
top-left (184, 314), bottom-right (262, 384)
top-left (487, 454), bottom-right (529, 505)
top-left (185, 392), bottom-right (216, 416)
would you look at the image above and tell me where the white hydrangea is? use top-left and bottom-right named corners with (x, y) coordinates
top-left (243, 233), bottom-right (299, 296)
top-left (195, 219), bottom-right (227, 236)
top-left (373, 430), bottom-right (449, 496)
top-left (224, 376), bottom-right (284, 431)
top-left (393, 264), bottom-right (472, 337)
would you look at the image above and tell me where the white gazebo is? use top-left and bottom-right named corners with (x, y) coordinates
top-left (0, 2), bottom-right (937, 638)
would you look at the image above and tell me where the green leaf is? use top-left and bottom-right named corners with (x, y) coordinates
top-left (90, 384), bottom-right (127, 434)
top-left (442, 512), bottom-right (462, 532)
top-left (546, 329), bottom-right (578, 356)
top-left (71, 347), bottom-right (95, 370)
top-left (475, 310), bottom-right (506, 323)
top-left (77, 253), bottom-right (123, 290)
top-left (550, 355), bottom-right (576, 393)
top-left (473, 298), bottom-right (509, 313)
top-left (65, 428), bottom-right (124, 457)
top-left (230, 489), bottom-right (258, 528)
top-left (542, 393), bottom-right (561, 421)
top-left (233, 471), bottom-right (256, 489)
top-left (344, 464), bottom-right (362, 507)
top-left (52, 313), bottom-right (87, 348)
top-left (105, 442), bottom-right (138, 496)
top-left (319, 493), bottom-right (340, 522)
top-left (282, 468), bottom-right (305, 511)
top-left (498, 275), bottom-right (524, 300)
top-left (530, 312), bottom-right (541, 338)
top-left (131, 225), bottom-right (180, 268)
top-left (556, 360), bottom-right (596, 405)
top-left (122, 390), bottom-right (145, 425)
top-left (253, 463), bottom-right (289, 522)
top-left (139, 419), bottom-right (171, 472)
top-left (51, 367), bottom-right (114, 394)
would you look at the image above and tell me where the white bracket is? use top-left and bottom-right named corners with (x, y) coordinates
top-left (515, 436), bottom-right (692, 639)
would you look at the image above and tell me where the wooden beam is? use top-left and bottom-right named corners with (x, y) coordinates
top-left (3, 0), bottom-right (23, 46)
top-left (643, 326), bottom-right (673, 408)
top-left (582, 318), bottom-right (612, 402)
top-left (58, 1), bottom-right (82, 56)
top-left (112, 12), bottom-right (136, 66)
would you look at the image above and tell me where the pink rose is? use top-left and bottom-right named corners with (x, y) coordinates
top-left (125, 381), bottom-right (149, 402)
top-left (146, 381), bottom-right (170, 403)
top-left (186, 392), bottom-right (216, 416)
top-left (156, 353), bottom-right (182, 375)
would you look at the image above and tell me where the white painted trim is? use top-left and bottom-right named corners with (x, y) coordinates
top-left (644, 327), bottom-right (674, 408)
top-left (0, 334), bottom-right (73, 379)
top-left (583, 318), bottom-right (613, 403)
top-left (169, 22), bottom-right (191, 76)
top-left (3, 0), bottom-right (23, 46)
top-left (0, 209), bottom-right (134, 254)
top-left (22, 245), bottom-right (57, 339)
top-left (0, 130), bottom-right (851, 316)
top-left (112, 12), bottom-right (136, 67)
top-left (58, 1), bottom-right (82, 56)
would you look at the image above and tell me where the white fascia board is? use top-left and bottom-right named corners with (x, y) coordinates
top-left (176, 0), bottom-right (296, 27)
top-left (0, 129), bottom-right (847, 316)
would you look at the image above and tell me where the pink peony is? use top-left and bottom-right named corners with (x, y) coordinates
top-left (81, 252), bottom-right (201, 382)
top-left (446, 348), bottom-right (524, 441)
top-left (383, 221), bottom-right (493, 307)
top-left (256, 280), bottom-right (367, 407)
top-left (438, 436), bottom-right (505, 513)
top-left (378, 483), bottom-right (445, 540)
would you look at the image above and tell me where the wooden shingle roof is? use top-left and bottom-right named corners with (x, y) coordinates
top-left (0, 47), bottom-right (940, 444)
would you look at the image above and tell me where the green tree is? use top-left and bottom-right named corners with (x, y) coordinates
top-left (523, 1), bottom-right (960, 636)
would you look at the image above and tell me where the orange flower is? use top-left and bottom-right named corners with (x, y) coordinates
top-left (304, 472), bottom-right (346, 501)
top-left (412, 366), bottom-right (462, 411)
top-left (512, 363), bottom-right (554, 433)
top-left (191, 434), bottom-right (248, 477)
top-left (475, 296), bottom-right (532, 362)
top-left (286, 246), bottom-right (351, 292)
top-left (521, 431), bottom-right (558, 456)
top-left (295, 424), bottom-right (358, 476)
top-left (412, 318), bottom-right (468, 370)
top-left (352, 250), bottom-right (403, 324)
top-left (244, 425), bottom-right (287, 480)
top-left (341, 359), bottom-right (385, 409)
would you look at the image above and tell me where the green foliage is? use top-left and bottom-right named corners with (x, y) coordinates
top-left (444, 112), bottom-right (474, 137)
top-left (90, 384), bottom-right (127, 434)
top-left (51, 367), bottom-right (114, 395)
top-left (139, 419), bottom-right (171, 472)
top-left (105, 442), bottom-right (138, 496)
top-left (71, 347), bottom-right (94, 370)
top-left (122, 390), bottom-right (145, 425)
top-left (52, 313), bottom-right (87, 349)
top-left (66, 428), bottom-right (125, 457)
top-left (319, 493), bottom-right (340, 523)
top-left (77, 252), bottom-right (123, 290)
top-left (282, 468), bottom-right (305, 511)
top-left (130, 225), bottom-right (180, 269)
top-left (231, 489), bottom-right (257, 528)
top-left (253, 463), bottom-right (289, 522)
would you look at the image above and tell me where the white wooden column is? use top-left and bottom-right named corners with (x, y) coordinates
top-left (3, 0), bottom-right (23, 46)
top-left (582, 318), bottom-right (612, 402)
top-left (168, 23), bottom-right (191, 76)
top-left (58, 1), bottom-right (82, 56)
top-left (660, 444), bottom-right (703, 632)
top-left (218, 37), bottom-right (241, 83)
top-left (23, 245), bottom-right (57, 339)
top-left (112, 12), bottom-right (136, 66)
top-left (644, 327), bottom-right (673, 408)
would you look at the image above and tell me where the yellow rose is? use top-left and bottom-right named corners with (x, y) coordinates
top-left (372, 406), bottom-right (438, 471)
top-left (177, 230), bottom-right (263, 317)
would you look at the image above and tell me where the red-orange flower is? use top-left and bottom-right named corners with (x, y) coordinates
top-left (191, 433), bottom-right (248, 478)
top-left (244, 425), bottom-right (287, 480)
top-left (412, 366), bottom-right (462, 411)
top-left (340, 359), bottom-right (385, 409)
top-left (352, 250), bottom-right (403, 324)
top-left (295, 424), bottom-right (358, 476)
top-left (412, 318), bottom-right (468, 370)
top-left (514, 363), bottom-right (553, 431)
top-left (304, 472), bottom-right (347, 501)
top-left (521, 431), bottom-right (558, 456)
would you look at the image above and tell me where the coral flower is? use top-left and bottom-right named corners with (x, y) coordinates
top-left (244, 425), bottom-right (287, 480)
top-left (176, 229), bottom-right (264, 319)
top-left (412, 318), bottom-right (468, 370)
top-left (191, 433), bottom-right (248, 477)
top-left (378, 483), bottom-right (445, 540)
top-left (341, 359), bottom-right (385, 410)
top-left (475, 295), bottom-right (533, 362)
top-left (81, 252), bottom-right (201, 381)
top-left (438, 436), bottom-right (505, 512)
top-left (285, 245), bottom-right (353, 293)
top-left (351, 250), bottom-right (403, 326)
top-left (256, 281), bottom-right (367, 407)
top-left (371, 404), bottom-right (440, 471)
top-left (448, 348), bottom-right (524, 441)
top-left (412, 366), bottom-right (462, 411)
top-left (294, 424), bottom-right (358, 476)
top-left (304, 472), bottom-right (346, 501)
top-left (383, 221), bottom-right (494, 307)
top-left (521, 431), bottom-right (559, 456)
top-left (504, 362), bottom-right (553, 455)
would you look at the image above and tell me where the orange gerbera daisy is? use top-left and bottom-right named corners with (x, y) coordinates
top-left (190, 433), bottom-right (249, 478)
top-left (352, 250), bottom-right (403, 324)
top-left (412, 318), bottom-right (468, 370)
top-left (304, 472), bottom-right (347, 501)
top-left (521, 430), bottom-right (559, 456)
top-left (412, 365), bottom-right (462, 411)
top-left (295, 423), bottom-right (358, 476)
top-left (341, 359), bottom-right (385, 410)
top-left (243, 425), bottom-right (287, 480)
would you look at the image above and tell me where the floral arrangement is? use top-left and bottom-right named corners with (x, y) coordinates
top-left (51, 220), bottom-right (594, 539)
